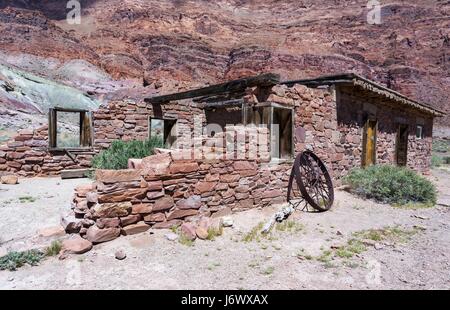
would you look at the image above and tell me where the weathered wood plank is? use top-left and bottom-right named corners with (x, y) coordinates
top-left (61, 169), bottom-right (93, 179)
top-left (145, 73), bottom-right (280, 104)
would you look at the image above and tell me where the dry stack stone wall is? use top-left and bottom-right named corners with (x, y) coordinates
top-left (65, 152), bottom-right (291, 244)
top-left (0, 126), bottom-right (94, 176)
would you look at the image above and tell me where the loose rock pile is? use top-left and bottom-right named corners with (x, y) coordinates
top-left (61, 147), bottom-right (291, 248)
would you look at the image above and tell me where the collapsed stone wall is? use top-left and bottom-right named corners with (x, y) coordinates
top-left (93, 99), bottom-right (203, 151)
top-left (65, 151), bottom-right (291, 244)
top-left (0, 125), bottom-right (94, 176)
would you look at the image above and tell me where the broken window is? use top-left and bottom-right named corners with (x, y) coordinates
top-left (205, 106), bottom-right (242, 137)
top-left (149, 117), bottom-right (177, 147)
top-left (48, 108), bottom-right (92, 149)
top-left (416, 125), bottom-right (423, 139)
top-left (244, 104), bottom-right (293, 160)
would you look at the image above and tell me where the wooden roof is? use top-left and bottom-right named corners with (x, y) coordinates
top-left (144, 72), bottom-right (445, 117)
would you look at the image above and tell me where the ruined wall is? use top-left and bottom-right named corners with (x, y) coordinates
top-left (0, 126), bottom-right (94, 176)
top-left (67, 152), bottom-right (292, 243)
top-left (1, 82), bottom-right (434, 178)
top-left (93, 99), bottom-right (203, 151)
top-left (0, 98), bottom-right (203, 176)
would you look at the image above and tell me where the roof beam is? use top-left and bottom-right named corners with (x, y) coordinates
top-left (145, 73), bottom-right (280, 104)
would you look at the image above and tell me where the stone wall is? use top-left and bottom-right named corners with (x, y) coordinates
top-left (93, 99), bottom-right (203, 151)
top-left (337, 85), bottom-right (433, 173)
top-left (0, 81), bottom-right (435, 177)
top-left (65, 151), bottom-right (292, 243)
top-left (0, 126), bottom-right (94, 176)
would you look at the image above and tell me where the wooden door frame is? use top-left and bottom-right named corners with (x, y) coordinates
top-left (395, 124), bottom-right (409, 166)
top-left (362, 118), bottom-right (377, 167)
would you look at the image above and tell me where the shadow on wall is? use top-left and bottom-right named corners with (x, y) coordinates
top-left (335, 85), bottom-right (432, 138)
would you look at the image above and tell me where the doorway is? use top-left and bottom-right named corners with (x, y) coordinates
top-left (396, 124), bottom-right (408, 166)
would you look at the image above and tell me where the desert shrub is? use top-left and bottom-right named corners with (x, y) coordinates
top-left (91, 137), bottom-right (164, 170)
top-left (344, 165), bottom-right (437, 205)
top-left (0, 249), bottom-right (45, 271)
top-left (45, 240), bottom-right (62, 256)
top-left (431, 155), bottom-right (444, 167)
top-left (432, 140), bottom-right (449, 153)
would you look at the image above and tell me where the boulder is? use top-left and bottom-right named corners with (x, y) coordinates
top-left (146, 190), bottom-right (165, 200)
top-left (92, 202), bottom-right (132, 218)
top-left (180, 223), bottom-right (197, 241)
top-left (211, 207), bottom-right (232, 218)
top-left (38, 226), bottom-right (65, 238)
top-left (141, 153), bottom-right (172, 175)
top-left (167, 209), bottom-right (199, 220)
top-left (176, 195), bottom-right (202, 210)
top-left (152, 219), bottom-right (182, 229)
top-left (86, 192), bottom-right (98, 204)
top-left (95, 169), bottom-right (143, 183)
top-left (86, 226), bottom-right (121, 244)
top-left (98, 188), bottom-right (147, 203)
top-left (96, 217), bottom-right (120, 229)
top-left (143, 212), bottom-right (166, 222)
top-left (152, 196), bottom-right (174, 212)
top-left (131, 204), bottom-right (153, 214)
top-left (194, 181), bottom-right (217, 194)
top-left (75, 183), bottom-right (96, 197)
top-left (233, 161), bottom-right (257, 171)
top-left (0, 175), bottom-right (18, 185)
top-left (195, 227), bottom-right (208, 240)
top-left (222, 216), bottom-right (234, 227)
top-left (128, 158), bottom-right (143, 169)
top-left (61, 214), bottom-right (82, 233)
top-left (169, 162), bottom-right (199, 174)
top-left (120, 214), bottom-right (141, 227)
top-left (121, 221), bottom-right (150, 235)
top-left (62, 236), bottom-right (93, 254)
top-left (164, 232), bottom-right (179, 241)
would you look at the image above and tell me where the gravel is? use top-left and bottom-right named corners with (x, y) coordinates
top-left (0, 171), bottom-right (449, 289)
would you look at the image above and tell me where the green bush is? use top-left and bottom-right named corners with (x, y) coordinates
top-left (0, 249), bottom-right (45, 271)
top-left (431, 155), bottom-right (444, 167)
top-left (343, 165), bottom-right (437, 205)
top-left (432, 140), bottom-right (449, 153)
top-left (91, 137), bottom-right (164, 170)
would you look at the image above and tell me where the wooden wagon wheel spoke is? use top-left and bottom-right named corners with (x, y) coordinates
top-left (287, 150), bottom-right (334, 212)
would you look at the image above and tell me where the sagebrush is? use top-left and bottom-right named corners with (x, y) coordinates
top-left (91, 137), bottom-right (164, 170)
top-left (0, 250), bottom-right (45, 271)
top-left (344, 165), bottom-right (437, 205)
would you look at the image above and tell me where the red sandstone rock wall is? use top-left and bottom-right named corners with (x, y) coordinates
top-left (0, 81), bottom-right (434, 177)
top-left (66, 154), bottom-right (292, 242)
top-left (0, 126), bottom-right (94, 176)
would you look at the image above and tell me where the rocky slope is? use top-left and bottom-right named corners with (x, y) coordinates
top-left (0, 0), bottom-right (448, 125)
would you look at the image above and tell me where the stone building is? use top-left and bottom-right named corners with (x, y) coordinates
top-left (4, 73), bottom-right (445, 242)
top-left (0, 73), bottom-right (444, 179)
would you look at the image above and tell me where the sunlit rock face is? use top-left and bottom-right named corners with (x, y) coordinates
top-left (0, 0), bottom-right (448, 125)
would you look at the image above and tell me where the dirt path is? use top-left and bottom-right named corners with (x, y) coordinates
top-left (0, 171), bottom-right (449, 289)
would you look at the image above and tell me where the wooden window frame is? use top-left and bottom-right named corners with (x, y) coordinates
top-left (416, 125), bottom-right (424, 140)
top-left (48, 107), bottom-right (93, 152)
top-left (148, 116), bottom-right (177, 147)
top-left (242, 102), bottom-right (294, 161)
top-left (396, 123), bottom-right (409, 166)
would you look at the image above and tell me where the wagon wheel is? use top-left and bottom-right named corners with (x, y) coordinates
top-left (287, 159), bottom-right (308, 210)
top-left (287, 151), bottom-right (334, 212)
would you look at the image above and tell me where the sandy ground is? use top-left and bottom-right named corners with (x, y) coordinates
top-left (0, 170), bottom-right (449, 290)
